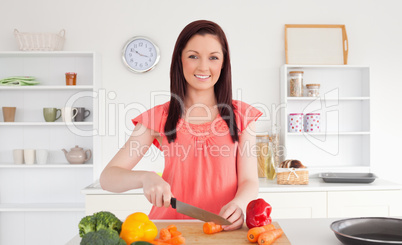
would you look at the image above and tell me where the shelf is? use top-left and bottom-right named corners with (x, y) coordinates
top-left (284, 64), bottom-right (370, 69)
top-left (286, 97), bottom-right (370, 101)
top-left (0, 163), bottom-right (93, 168)
top-left (0, 122), bottom-right (93, 126)
top-left (0, 85), bottom-right (93, 90)
top-left (287, 132), bottom-right (370, 136)
top-left (0, 51), bottom-right (95, 57)
top-left (0, 203), bottom-right (85, 212)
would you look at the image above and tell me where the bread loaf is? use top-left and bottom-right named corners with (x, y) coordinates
top-left (280, 159), bottom-right (306, 168)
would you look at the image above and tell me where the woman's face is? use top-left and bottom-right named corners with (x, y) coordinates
top-left (181, 34), bottom-right (224, 93)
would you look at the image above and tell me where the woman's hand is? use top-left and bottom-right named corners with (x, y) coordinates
top-left (219, 202), bottom-right (244, 231)
top-left (142, 172), bottom-right (173, 208)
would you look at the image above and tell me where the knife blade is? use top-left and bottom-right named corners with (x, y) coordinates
top-left (170, 198), bottom-right (232, 225)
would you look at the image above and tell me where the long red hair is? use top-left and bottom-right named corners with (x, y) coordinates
top-left (165, 20), bottom-right (239, 143)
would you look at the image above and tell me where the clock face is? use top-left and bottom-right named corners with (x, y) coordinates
top-left (122, 37), bottom-right (160, 73)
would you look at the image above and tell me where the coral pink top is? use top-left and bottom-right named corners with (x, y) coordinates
top-left (132, 100), bottom-right (262, 219)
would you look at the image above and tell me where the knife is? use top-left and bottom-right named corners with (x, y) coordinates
top-left (170, 198), bottom-right (232, 225)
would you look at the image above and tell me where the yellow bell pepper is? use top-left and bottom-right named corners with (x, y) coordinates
top-left (120, 212), bottom-right (158, 244)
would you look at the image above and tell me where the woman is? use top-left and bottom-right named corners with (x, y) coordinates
top-left (100, 20), bottom-right (262, 230)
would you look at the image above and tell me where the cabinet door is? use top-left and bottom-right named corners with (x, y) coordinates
top-left (258, 192), bottom-right (327, 219)
top-left (85, 194), bottom-right (152, 220)
top-left (327, 190), bottom-right (402, 218)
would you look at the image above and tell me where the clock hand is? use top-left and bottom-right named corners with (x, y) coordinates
top-left (135, 50), bottom-right (149, 58)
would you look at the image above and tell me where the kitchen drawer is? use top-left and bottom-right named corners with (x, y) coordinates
top-left (258, 192), bottom-right (327, 219)
top-left (85, 194), bottom-right (152, 220)
top-left (327, 190), bottom-right (402, 218)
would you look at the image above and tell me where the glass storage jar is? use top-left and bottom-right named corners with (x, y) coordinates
top-left (256, 135), bottom-right (269, 178)
top-left (289, 71), bottom-right (304, 97)
top-left (306, 84), bottom-right (320, 97)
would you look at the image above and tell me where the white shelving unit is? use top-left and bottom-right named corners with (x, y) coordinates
top-left (0, 51), bottom-right (99, 245)
top-left (280, 65), bottom-right (371, 174)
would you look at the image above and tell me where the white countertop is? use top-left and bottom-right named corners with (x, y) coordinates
top-left (82, 178), bottom-right (402, 195)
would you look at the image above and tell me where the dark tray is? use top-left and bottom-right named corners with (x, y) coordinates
top-left (331, 217), bottom-right (402, 244)
top-left (319, 172), bottom-right (377, 183)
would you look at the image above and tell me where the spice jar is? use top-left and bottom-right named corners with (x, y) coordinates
top-left (256, 135), bottom-right (269, 178)
top-left (306, 84), bottom-right (320, 97)
top-left (266, 141), bottom-right (276, 180)
top-left (289, 71), bottom-right (304, 97)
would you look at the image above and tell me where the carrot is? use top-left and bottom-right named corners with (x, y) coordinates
top-left (151, 240), bottom-right (171, 245)
top-left (247, 224), bottom-right (276, 242)
top-left (167, 224), bottom-right (178, 232)
top-left (163, 235), bottom-right (185, 245)
top-left (160, 228), bottom-right (172, 240)
top-left (257, 229), bottom-right (284, 245)
top-left (203, 222), bottom-right (223, 234)
top-left (169, 230), bottom-right (182, 237)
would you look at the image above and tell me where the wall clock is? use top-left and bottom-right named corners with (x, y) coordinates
top-left (122, 36), bottom-right (160, 73)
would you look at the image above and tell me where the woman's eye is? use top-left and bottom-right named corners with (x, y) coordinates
top-left (210, 56), bottom-right (219, 60)
top-left (189, 55), bottom-right (198, 59)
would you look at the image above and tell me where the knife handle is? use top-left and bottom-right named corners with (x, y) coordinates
top-left (170, 198), bottom-right (176, 209)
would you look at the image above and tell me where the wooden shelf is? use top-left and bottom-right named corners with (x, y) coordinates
top-left (0, 203), bottom-right (85, 212)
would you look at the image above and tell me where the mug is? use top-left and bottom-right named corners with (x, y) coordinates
top-left (74, 107), bottom-right (91, 122)
top-left (43, 108), bottom-right (61, 122)
top-left (65, 72), bottom-right (77, 86)
top-left (24, 149), bottom-right (36, 165)
top-left (2, 107), bottom-right (16, 122)
top-left (61, 107), bottom-right (78, 123)
top-left (36, 149), bottom-right (48, 165)
top-left (13, 149), bottom-right (24, 164)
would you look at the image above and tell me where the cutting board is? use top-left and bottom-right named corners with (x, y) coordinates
top-left (154, 221), bottom-right (291, 244)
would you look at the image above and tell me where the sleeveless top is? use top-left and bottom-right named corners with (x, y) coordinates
top-left (132, 100), bottom-right (262, 219)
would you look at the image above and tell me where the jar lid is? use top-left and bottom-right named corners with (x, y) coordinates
top-left (256, 135), bottom-right (269, 138)
top-left (306, 84), bottom-right (320, 88)
top-left (289, 71), bottom-right (304, 74)
top-left (306, 113), bottom-right (320, 115)
top-left (289, 113), bottom-right (303, 115)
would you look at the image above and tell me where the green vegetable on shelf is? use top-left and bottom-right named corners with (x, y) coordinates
top-left (0, 76), bottom-right (39, 86)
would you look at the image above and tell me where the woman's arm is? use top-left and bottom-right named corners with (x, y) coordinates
top-left (99, 123), bottom-right (173, 208)
top-left (219, 121), bottom-right (259, 230)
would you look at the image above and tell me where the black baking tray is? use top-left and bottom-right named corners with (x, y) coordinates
top-left (319, 172), bottom-right (377, 183)
top-left (331, 217), bottom-right (402, 244)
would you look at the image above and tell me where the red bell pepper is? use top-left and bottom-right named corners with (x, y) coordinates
top-left (246, 198), bottom-right (272, 229)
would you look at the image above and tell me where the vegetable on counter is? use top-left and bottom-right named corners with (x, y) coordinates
top-left (257, 229), bottom-right (284, 245)
top-left (120, 212), bottom-right (158, 244)
top-left (80, 228), bottom-right (126, 245)
top-left (78, 211), bottom-right (123, 237)
top-left (247, 224), bottom-right (275, 243)
top-left (203, 222), bottom-right (223, 234)
top-left (152, 224), bottom-right (185, 245)
top-left (246, 198), bottom-right (272, 229)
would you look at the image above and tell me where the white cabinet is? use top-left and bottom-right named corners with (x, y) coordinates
top-left (0, 52), bottom-right (99, 245)
top-left (258, 192), bottom-right (327, 218)
top-left (327, 190), bottom-right (402, 218)
top-left (280, 65), bottom-right (371, 174)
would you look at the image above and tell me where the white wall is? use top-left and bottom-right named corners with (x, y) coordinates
top-left (1, 0), bottom-right (401, 184)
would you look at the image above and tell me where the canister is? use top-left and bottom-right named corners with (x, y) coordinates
top-left (256, 135), bottom-right (269, 178)
top-left (305, 113), bottom-right (321, 132)
top-left (289, 71), bottom-right (304, 97)
top-left (288, 113), bottom-right (303, 132)
top-left (306, 84), bottom-right (320, 97)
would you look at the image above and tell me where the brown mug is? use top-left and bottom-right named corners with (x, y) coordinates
top-left (2, 107), bottom-right (16, 122)
top-left (65, 72), bottom-right (77, 86)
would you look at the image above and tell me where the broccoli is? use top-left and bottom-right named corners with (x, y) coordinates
top-left (94, 211), bottom-right (123, 234)
top-left (78, 211), bottom-right (122, 237)
top-left (80, 229), bottom-right (126, 245)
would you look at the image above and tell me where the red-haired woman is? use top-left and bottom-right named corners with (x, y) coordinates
top-left (100, 20), bottom-right (262, 230)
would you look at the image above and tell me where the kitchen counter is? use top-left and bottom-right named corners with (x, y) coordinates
top-left (65, 218), bottom-right (344, 245)
top-left (82, 177), bottom-right (402, 195)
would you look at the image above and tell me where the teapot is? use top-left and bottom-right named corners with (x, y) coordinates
top-left (62, 145), bottom-right (92, 164)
